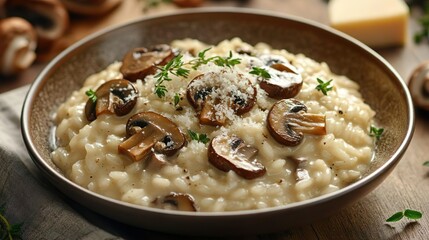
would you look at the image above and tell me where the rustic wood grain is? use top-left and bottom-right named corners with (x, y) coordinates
top-left (1, 0), bottom-right (428, 239)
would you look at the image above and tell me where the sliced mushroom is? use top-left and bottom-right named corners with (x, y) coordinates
top-left (0, 17), bottom-right (36, 75)
top-left (267, 99), bottom-right (326, 146)
top-left (60, 0), bottom-right (122, 15)
top-left (257, 55), bottom-right (303, 99)
top-left (186, 71), bottom-right (256, 126)
top-left (120, 44), bottom-right (175, 82)
top-left (155, 192), bottom-right (197, 212)
top-left (85, 79), bottom-right (138, 121)
top-left (287, 157), bottom-right (309, 182)
top-left (118, 112), bottom-right (186, 162)
top-left (208, 134), bottom-right (265, 179)
top-left (408, 62), bottom-right (429, 111)
top-left (5, 0), bottom-right (69, 49)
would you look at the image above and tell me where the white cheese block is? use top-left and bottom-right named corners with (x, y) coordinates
top-left (328, 0), bottom-right (409, 48)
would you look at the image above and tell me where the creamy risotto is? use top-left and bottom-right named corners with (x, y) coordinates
top-left (51, 38), bottom-right (376, 212)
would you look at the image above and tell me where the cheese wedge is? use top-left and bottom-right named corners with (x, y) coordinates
top-left (328, 0), bottom-right (409, 48)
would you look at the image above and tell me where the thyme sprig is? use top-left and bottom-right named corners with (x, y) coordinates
top-left (154, 54), bottom-right (190, 98)
top-left (153, 48), bottom-right (241, 98)
top-left (0, 204), bottom-right (23, 240)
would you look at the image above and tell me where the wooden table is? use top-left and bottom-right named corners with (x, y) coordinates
top-left (2, 0), bottom-right (428, 239)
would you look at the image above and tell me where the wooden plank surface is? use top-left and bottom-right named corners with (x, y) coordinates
top-left (1, 0), bottom-right (428, 239)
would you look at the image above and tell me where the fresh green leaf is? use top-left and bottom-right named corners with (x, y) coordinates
top-left (154, 54), bottom-right (189, 98)
top-left (315, 78), bottom-right (333, 95)
top-left (0, 203), bottom-right (23, 239)
top-left (188, 130), bottom-right (210, 144)
top-left (173, 93), bottom-right (180, 107)
top-left (404, 209), bottom-right (423, 220)
top-left (249, 67), bottom-right (271, 79)
top-left (85, 89), bottom-right (97, 103)
top-left (386, 211), bottom-right (404, 222)
top-left (9, 223), bottom-right (23, 237)
top-left (213, 51), bottom-right (241, 68)
top-left (369, 125), bottom-right (384, 141)
top-left (423, 161), bottom-right (429, 166)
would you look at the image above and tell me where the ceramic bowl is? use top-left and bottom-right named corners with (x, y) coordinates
top-left (21, 8), bottom-right (414, 236)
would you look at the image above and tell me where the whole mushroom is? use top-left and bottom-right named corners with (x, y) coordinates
top-left (0, 17), bottom-right (37, 75)
top-left (208, 134), bottom-right (266, 179)
top-left (118, 112), bottom-right (186, 162)
top-left (5, 0), bottom-right (69, 50)
top-left (267, 99), bottom-right (326, 146)
top-left (408, 62), bottom-right (429, 111)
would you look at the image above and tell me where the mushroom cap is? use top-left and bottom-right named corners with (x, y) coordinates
top-left (120, 44), bottom-right (175, 82)
top-left (5, 0), bottom-right (69, 49)
top-left (156, 192), bottom-right (197, 212)
top-left (84, 79), bottom-right (138, 121)
top-left (186, 70), bottom-right (257, 126)
top-left (257, 55), bottom-right (303, 99)
top-left (208, 134), bottom-right (266, 179)
top-left (267, 99), bottom-right (326, 146)
top-left (60, 0), bottom-right (122, 15)
top-left (408, 61), bottom-right (429, 111)
top-left (0, 17), bottom-right (37, 75)
top-left (118, 111), bottom-right (186, 161)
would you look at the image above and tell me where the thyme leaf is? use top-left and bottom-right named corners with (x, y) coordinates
top-left (315, 78), bottom-right (333, 95)
top-left (386, 209), bottom-right (423, 222)
top-left (154, 54), bottom-right (190, 98)
top-left (188, 130), bottom-right (210, 144)
top-left (369, 125), bottom-right (384, 141)
top-left (85, 89), bottom-right (97, 103)
top-left (424, 161), bottom-right (429, 166)
top-left (249, 67), bottom-right (271, 79)
top-left (0, 204), bottom-right (23, 239)
top-left (173, 93), bottom-right (180, 107)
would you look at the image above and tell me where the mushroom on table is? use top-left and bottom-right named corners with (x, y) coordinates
top-left (408, 62), bottom-right (429, 111)
top-left (267, 98), bottom-right (326, 146)
top-left (0, 17), bottom-right (36, 75)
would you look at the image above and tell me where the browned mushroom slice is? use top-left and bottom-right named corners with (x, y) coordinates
top-left (257, 55), bottom-right (303, 99)
top-left (5, 0), bottom-right (69, 49)
top-left (267, 99), bottom-right (326, 146)
top-left (85, 79), bottom-right (138, 122)
top-left (408, 62), bottom-right (429, 111)
top-left (120, 44), bottom-right (175, 81)
top-left (186, 71), bottom-right (256, 126)
top-left (156, 192), bottom-right (197, 212)
top-left (208, 134), bottom-right (265, 179)
top-left (118, 112), bottom-right (186, 161)
top-left (0, 17), bottom-right (36, 76)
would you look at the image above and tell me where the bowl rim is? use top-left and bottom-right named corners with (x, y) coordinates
top-left (21, 7), bottom-right (415, 218)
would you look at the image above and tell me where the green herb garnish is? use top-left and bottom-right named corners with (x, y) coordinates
top-left (249, 67), bottom-right (271, 79)
top-left (85, 89), bottom-right (97, 103)
top-left (154, 54), bottom-right (190, 98)
top-left (369, 125), bottom-right (384, 141)
top-left (386, 209), bottom-right (423, 222)
top-left (424, 161), bottom-right (429, 166)
top-left (173, 93), bottom-right (180, 107)
top-left (189, 48), bottom-right (241, 70)
top-left (188, 130), bottom-right (210, 144)
top-left (315, 78), bottom-right (333, 95)
top-left (0, 204), bottom-right (23, 240)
